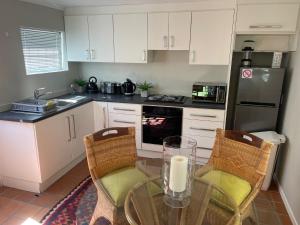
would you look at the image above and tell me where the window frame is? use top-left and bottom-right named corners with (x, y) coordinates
top-left (20, 27), bottom-right (69, 76)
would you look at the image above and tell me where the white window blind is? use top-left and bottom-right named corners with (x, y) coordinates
top-left (20, 28), bottom-right (67, 75)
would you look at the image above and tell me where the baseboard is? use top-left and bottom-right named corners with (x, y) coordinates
top-left (274, 175), bottom-right (299, 225)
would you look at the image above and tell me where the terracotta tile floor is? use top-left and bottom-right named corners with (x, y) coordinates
top-left (0, 159), bottom-right (294, 225)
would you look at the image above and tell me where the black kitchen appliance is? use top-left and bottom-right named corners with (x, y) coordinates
top-left (192, 82), bottom-right (227, 104)
top-left (146, 95), bottom-right (186, 104)
top-left (86, 76), bottom-right (99, 93)
top-left (233, 67), bottom-right (285, 132)
top-left (122, 79), bottom-right (136, 96)
top-left (114, 82), bottom-right (122, 94)
top-left (142, 105), bottom-right (183, 145)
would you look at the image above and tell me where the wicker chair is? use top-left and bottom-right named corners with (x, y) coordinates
top-left (195, 129), bottom-right (273, 223)
top-left (84, 127), bottom-right (138, 225)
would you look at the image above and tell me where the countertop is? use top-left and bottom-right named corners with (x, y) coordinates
top-left (0, 93), bottom-right (225, 123)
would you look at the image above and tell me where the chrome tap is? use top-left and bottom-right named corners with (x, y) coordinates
top-left (34, 88), bottom-right (52, 100)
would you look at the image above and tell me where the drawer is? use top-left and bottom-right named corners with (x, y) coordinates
top-left (195, 157), bottom-right (209, 166)
top-left (182, 134), bottom-right (215, 149)
top-left (108, 103), bottom-right (141, 115)
top-left (236, 4), bottom-right (299, 34)
top-left (183, 108), bottom-right (225, 122)
top-left (182, 119), bottom-right (224, 138)
top-left (196, 147), bottom-right (212, 159)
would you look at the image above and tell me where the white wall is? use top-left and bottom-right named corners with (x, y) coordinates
top-left (0, 0), bottom-right (78, 109)
top-left (78, 51), bottom-right (228, 96)
top-left (276, 31), bottom-right (300, 225)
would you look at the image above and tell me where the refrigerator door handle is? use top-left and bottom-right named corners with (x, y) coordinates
top-left (239, 101), bottom-right (276, 107)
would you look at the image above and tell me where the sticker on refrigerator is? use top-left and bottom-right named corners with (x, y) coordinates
top-left (242, 69), bottom-right (253, 79)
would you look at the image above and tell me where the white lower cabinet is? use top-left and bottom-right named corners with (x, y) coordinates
top-left (182, 108), bottom-right (225, 165)
top-left (0, 102), bottom-right (94, 192)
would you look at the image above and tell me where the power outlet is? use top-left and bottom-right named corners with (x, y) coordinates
top-left (272, 52), bottom-right (283, 68)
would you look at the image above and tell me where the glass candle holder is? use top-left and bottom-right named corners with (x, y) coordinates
top-left (162, 136), bottom-right (197, 208)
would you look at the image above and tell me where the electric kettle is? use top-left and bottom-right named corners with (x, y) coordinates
top-left (122, 79), bottom-right (136, 96)
top-left (86, 76), bottom-right (99, 93)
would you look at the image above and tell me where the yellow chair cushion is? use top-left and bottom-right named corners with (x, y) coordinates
top-left (201, 170), bottom-right (252, 207)
top-left (100, 167), bottom-right (158, 207)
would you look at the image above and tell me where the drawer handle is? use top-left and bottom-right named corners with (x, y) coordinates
top-left (190, 127), bottom-right (216, 132)
top-left (197, 147), bottom-right (213, 151)
top-left (249, 25), bottom-right (282, 29)
top-left (190, 114), bottom-right (217, 118)
top-left (113, 120), bottom-right (135, 124)
top-left (113, 107), bottom-right (136, 112)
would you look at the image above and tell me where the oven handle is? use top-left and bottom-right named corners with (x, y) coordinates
top-left (114, 120), bottom-right (136, 125)
top-left (190, 127), bottom-right (216, 132)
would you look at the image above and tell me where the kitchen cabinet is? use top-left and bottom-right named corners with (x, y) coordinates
top-left (113, 13), bottom-right (148, 63)
top-left (189, 10), bottom-right (234, 65)
top-left (93, 102), bottom-right (109, 131)
top-left (65, 15), bottom-right (114, 62)
top-left (0, 102), bottom-right (94, 192)
top-left (236, 4), bottom-right (299, 34)
top-left (107, 103), bottom-right (142, 149)
top-left (148, 12), bottom-right (191, 50)
top-left (182, 108), bottom-right (225, 165)
top-left (65, 16), bottom-right (90, 62)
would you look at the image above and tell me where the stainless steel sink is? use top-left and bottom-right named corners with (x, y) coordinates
top-left (52, 96), bottom-right (87, 108)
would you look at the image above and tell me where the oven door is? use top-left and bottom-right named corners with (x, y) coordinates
top-left (142, 106), bottom-right (183, 146)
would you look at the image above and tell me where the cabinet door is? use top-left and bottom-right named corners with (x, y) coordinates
top-left (236, 4), bottom-right (299, 34)
top-left (35, 111), bottom-right (73, 182)
top-left (88, 15), bottom-right (114, 62)
top-left (189, 10), bottom-right (234, 65)
top-left (148, 13), bottom-right (169, 50)
top-left (70, 103), bottom-right (94, 159)
top-left (114, 13), bottom-right (148, 63)
top-left (65, 16), bottom-right (90, 62)
top-left (93, 102), bottom-right (109, 131)
top-left (169, 12), bottom-right (191, 50)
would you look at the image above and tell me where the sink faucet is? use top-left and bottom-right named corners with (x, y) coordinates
top-left (34, 88), bottom-right (52, 100)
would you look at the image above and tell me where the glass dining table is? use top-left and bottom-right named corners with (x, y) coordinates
top-left (125, 159), bottom-right (241, 225)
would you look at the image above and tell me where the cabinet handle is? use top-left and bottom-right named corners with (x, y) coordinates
top-left (163, 35), bottom-right (168, 48)
top-left (197, 147), bottom-right (213, 151)
top-left (190, 127), bottom-right (216, 132)
top-left (113, 120), bottom-right (135, 124)
top-left (249, 25), bottom-right (282, 29)
top-left (190, 114), bottom-right (217, 118)
top-left (113, 107), bottom-right (135, 112)
top-left (85, 49), bottom-right (90, 60)
top-left (67, 116), bottom-right (71, 142)
top-left (91, 49), bottom-right (96, 60)
top-left (170, 35), bottom-right (175, 48)
top-left (71, 114), bottom-right (76, 139)
top-left (190, 50), bottom-right (195, 62)
top-left (142, 50), bottom-right (147, 61)
top-left (103, 107), bottom-right (107, 128)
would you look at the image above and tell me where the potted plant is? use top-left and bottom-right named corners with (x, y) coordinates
top-left (74, 79), bottom-right (87, 93)
top-left (137, 81), bottom-right (153, 98)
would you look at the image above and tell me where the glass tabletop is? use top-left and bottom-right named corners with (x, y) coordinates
top-left (125, 177), bottom-right (240, 225)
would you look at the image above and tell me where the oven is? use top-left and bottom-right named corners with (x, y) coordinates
top-left (142, 105), bottom-right (183, 148)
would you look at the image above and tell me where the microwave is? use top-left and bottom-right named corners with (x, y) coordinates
top-left (192, 82), bottom-right (227, 104)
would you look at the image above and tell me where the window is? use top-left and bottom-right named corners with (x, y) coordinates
top-left (20, 27), bottom-right (68, 75)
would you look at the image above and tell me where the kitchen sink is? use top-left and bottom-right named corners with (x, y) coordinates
top-left (53, 96), bottom-right (88, 108)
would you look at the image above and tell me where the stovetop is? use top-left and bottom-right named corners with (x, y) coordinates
top-left (145, 95), bottom-right (186, 104)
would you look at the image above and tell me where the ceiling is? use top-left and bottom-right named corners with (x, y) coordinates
top-left (20, 0), bottom-right (208, 10)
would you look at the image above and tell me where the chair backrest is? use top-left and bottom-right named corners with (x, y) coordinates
top-left (84, 127), bottom-right (137, 180)
top-left (208, 129), bottom-right (273, 187)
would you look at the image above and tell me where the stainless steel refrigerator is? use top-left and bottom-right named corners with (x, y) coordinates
top-left (233, 67), bottom-right (285, 132)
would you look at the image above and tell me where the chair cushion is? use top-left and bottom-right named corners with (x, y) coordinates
top-left (201, 170), bottom-right (251, 207)
top-left (99, 167), bottom-right (151, 207)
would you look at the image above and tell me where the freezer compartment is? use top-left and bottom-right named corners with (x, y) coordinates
top-left (233, 104), bottom-right (279, 132)
top-left (236, 68), bottom-right (285, 106)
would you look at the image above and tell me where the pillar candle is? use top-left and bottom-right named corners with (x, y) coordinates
top-left (169, 155), bottom-right (188, 192)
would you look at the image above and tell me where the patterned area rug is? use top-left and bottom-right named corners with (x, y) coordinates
top-left (41, 177), bottom-right (111, 225)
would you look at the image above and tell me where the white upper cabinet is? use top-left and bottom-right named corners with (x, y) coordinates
top-left (148, 13), bottom-right (169, 50)
top-left (169, 12), bottom-right (191, 50)
top-left (189, 10), bottom-right (234, 65)
top-left (88, 15), bottom-right (114, 62)
top-left (114, 13), bottom-right (148, 63)
top-left (65, 15), bottom-right (114, 62)
top-left (65, 16), bottom-right (90, 62)
top-left (236, 4), bottom-right (299, 34)
top-left (148, 12), bottom-right (191, 50)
